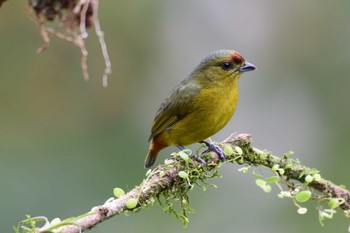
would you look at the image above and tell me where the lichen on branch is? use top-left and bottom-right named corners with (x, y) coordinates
top-left (15, 134), bottom-right (350, 233)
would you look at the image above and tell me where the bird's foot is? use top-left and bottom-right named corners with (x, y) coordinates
top-left (200, 141), bottom-right (227, 161)
top-left (177, 145), bottom-right (207, 165)
top-left (194, 156), bottom-right (207, 165)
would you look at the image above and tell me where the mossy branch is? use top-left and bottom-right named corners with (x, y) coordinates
top-left (15, 133), bottom-right (350, 233)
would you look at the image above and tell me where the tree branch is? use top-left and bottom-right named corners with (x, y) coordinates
top-left (17, 133), bottom-right (350, 233)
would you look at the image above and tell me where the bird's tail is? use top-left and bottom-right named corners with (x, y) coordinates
top-left (144, 150), bottom-right (158, 169)
top-left (145, 136), bottom-right (169, 168)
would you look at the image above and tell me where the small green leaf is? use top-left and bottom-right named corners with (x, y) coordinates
top-left (255, 179), bottom-right (266, 188)
top-left (266, 176), bottom-right (280, 184)
top-left (113, 188), bottom-right (125, 198)
top-left (178, 151), bottom-right (189, 161)
top-left (328, 198), bottom-right (343, 209)
top-left (238, 167), bottom-right (249, 173)
top-left (49, 218), bottom-right (61, 226)
top-left (178, 171), bottom-right (188, 179)
top-left (328, 198), bottom-right (339, 209)
top-left (234, 146), bottom-right (243, 156)
top-left (263, 185), bottom-right (272, 193)
top-left (145, 169), bottom-right (152, 177)
top-left (223, 145), bottom-right (234, 156)
top-left (126, 198), bottom-right (138, 209)
top-left (163, 165), bottom-right (174, 170)
top-left (159, 171), bottom-right (165, 178)
top-left (284, 151), bottom-right (294, 158)
top-left (277, 168), bottom-right (285, 175)
top-left (295, 190), bottom-right (312, 203)
top-left (252, 172), bottom-right (263, 179)
top-left (304, 175), bottom-right (313, 183)
top-left (313, 174), bottom-right (321, 181)
top-left (272, 164), bottom-right (280, 171)
top-left (164, 159), bottom-right (175, 165)
top-left (297, 207), bottom-right (307, 214)
top-left (279, 191), bottom-right (292, 198)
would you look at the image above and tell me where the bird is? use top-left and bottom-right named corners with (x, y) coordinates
top-left (145, 49), bottom-right (256, 168)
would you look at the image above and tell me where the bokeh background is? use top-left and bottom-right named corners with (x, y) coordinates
top-left (1, 0), bottom-right (350, 232)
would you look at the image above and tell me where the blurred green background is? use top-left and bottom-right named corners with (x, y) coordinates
top-left (1, 0), bottom-right (350, 232)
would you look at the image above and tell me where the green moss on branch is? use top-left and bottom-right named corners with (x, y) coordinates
top-left (15, 133), bottom-right (350, 233)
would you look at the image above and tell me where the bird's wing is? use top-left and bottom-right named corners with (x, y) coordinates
top-left (149, 81), bottom-right (200, 140)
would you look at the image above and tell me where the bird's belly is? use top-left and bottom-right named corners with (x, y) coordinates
top-left (168, 89), bottom-right (237, 145)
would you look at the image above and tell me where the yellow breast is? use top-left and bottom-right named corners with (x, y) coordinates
top-left (168, 76), bottom-right (239, 146)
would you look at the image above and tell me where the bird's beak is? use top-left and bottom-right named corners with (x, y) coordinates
top-left (238, 61), bottom-right (256, 72)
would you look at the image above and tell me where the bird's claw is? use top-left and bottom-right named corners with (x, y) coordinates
top-left (201, 141), bottom-right (227, 161)
top-left (194, 156), bottom-right (207, 165)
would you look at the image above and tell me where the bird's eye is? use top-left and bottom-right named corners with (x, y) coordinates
top-left (220, 62), bottom-right (233, 70)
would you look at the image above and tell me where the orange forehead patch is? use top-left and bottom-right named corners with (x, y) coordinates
top-left (231, 51), bottom-right (245, 64)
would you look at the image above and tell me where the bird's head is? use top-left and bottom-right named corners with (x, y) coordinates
top-left (191, 50), bottom-right (256, 84)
